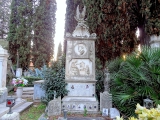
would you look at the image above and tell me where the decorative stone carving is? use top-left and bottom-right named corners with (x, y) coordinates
top-left (72, 5), bottom-right (90, 37)
top-left (74, 44), bottom-right (87, 56)
top-left (104, 68), bottom-right (110, 92)
top-left (69, 59), bottom-right (92, 76)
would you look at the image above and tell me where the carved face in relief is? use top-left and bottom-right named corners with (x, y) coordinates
top-left (74, 44), bottom-right (87, 56)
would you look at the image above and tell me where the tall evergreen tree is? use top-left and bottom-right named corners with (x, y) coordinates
top-left (57, 42), bottom-right (62, 60)
top-left (7, 0), bottom-right (19, 65)
top-left (7, 0), bottom-right (33, 69)
top-left (32, 0), bottom-right (56, 68)
top-left (83, 0), bottom-right (137, 66)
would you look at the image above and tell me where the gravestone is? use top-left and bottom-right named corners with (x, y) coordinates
top-left (150, 35), bottom-right (160, 48)
top-left (62, 5), bottom-right (98, 112)
top-left (109, 108), bottom-right (120, 119)
top-left (15, 68), bottom-right (22, 78)
top-left (100, 91), bottom-right (112, 111)
top-left (0, 45), bottom-right (8, 104)
top-left (47, 96), bottom-right (61, 116)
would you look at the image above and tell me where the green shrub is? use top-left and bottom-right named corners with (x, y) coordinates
top-left (108, 46), bottom-right (160, 118)
top-left (41, 56), bottom-right (68, 104)
top-left (24, 76), bottom-right (42, 87)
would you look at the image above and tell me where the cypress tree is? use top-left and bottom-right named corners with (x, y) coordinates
top-left (32, 0), bottom-right (56, 68)
top-left (83, 0), bottom-right (137, 66)
top-left (57, 42), bottom-right (62, 60)
top-left (8, 0), bottom-right (33, 69)
top-left (7, 0), bottom-right (19, 65)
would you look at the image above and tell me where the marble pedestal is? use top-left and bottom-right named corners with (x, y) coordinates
top-left (62, 80), bottom-right (98, 112)
top-left (62, 96), bottom-right (98, 112)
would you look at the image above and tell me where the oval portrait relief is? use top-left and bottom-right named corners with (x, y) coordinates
top-left (74, 44), bottom-right (87, 56)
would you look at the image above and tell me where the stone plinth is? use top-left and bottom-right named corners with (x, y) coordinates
top-left (0, 112), bottom-right (19, 120)
top-left (62, 96), bottom-right (98, 112)
top-left (0, 45), bottom-right (8, 104)
top-left (33, 80), bottom-right (45, 102)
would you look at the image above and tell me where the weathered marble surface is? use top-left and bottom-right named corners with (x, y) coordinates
top-left (47, 97), bottom-right (61, 116)
top-left (0, 45), bottom-right (8, 104)
top-left (100, 91), bottom-right (112, 111)
top-left (33, 80), bottom-right (45, 101)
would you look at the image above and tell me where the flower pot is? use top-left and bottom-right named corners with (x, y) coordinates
top-left (16, 87), bottom-right (23, 101)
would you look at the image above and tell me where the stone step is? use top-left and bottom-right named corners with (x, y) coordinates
top-left (12, 94), bottom-right (33, 99)
top-left (12, 102), bottom-right (33, 113)
top-left (22, 95), bottom-right (33, 99)
top-left (23, 87), bottom-right (34, 92)
top-left (0, 99), bottom-right (26, 117)
top-left (22, 91), bottom-right (34, 95)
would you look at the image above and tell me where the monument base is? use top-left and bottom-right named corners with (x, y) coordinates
top-left (0, 87), bottom-right (8, 104)
top-left (0, 112), bottom-right (19, 120)
top-left (62, 96), bottom-right (98, 112)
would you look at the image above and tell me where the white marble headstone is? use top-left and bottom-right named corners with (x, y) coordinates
top-left (16, 68), bottom-right (22, 78)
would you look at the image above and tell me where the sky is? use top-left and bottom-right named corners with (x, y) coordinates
top-left (54, 0), bottom-right (66, 60)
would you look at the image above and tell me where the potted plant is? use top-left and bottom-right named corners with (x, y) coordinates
top-left (12, 77), bottom-right (28, 101)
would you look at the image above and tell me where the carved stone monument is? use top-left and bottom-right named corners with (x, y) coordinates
top-left (62, 5), bottom-right (98, 112)
top-left (0, 45), bottom-right (8, 103)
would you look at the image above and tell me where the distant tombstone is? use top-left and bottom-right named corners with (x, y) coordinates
top-left (150, 35), bottom-right (160, 48)
top-left (47, 96), bottom-right (61, 116)
top-left (100, 91), bottom-right (112, 111)
top-left (109, 108), bottom-right (120, 119)
top-left (102, 108), bottom-right (108, 116)
top-left (16, 68), bottom-right (22, 77)
top-left (33, 80), bottom-right (45, 102)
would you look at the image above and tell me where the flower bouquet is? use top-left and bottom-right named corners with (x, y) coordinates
top-left (12, 77), bottom-right (28, 87)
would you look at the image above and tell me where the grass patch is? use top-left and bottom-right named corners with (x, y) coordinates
top-left (20, 103), bottom-right (46, 120)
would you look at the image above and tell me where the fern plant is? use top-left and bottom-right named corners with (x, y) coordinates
top-left (108, 46), bottom-right (160, 118)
